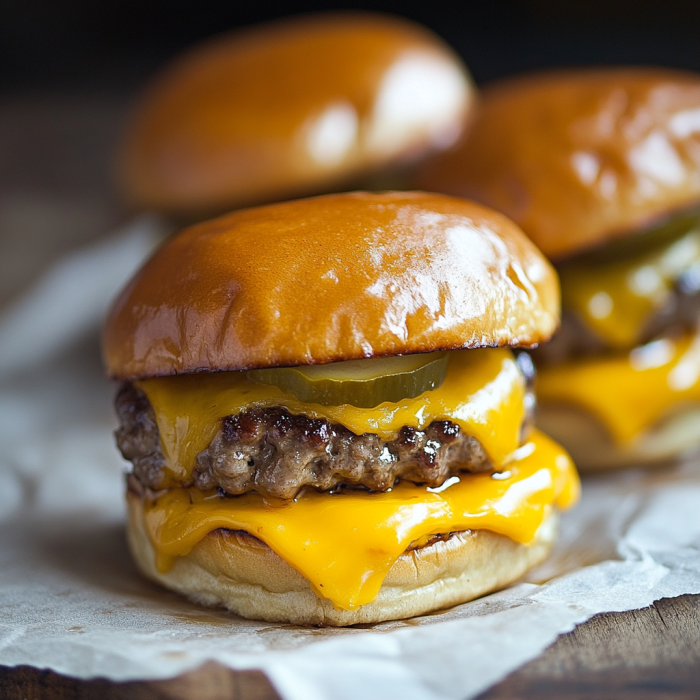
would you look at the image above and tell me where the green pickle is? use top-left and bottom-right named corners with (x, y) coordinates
top-left (248, 352), bottom-right (449, 408)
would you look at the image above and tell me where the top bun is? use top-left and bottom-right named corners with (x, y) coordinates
top-left (120, 13), bottom-right (474, 218)
top-left (416, 68), bottom-right (700, 260)
top-left (103, 192), bottom-right (559, 380)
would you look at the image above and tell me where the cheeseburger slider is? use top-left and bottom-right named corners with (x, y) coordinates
top-left (103, 192), bottom-right (578, 626)
top-left (119, 13), bottom-right (474, 220)
top-left (417, 68), bottom-right (700, 471)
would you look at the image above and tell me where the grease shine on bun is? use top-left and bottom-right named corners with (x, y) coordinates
top-left (104, 191), bottom-right (559, 380)
top-left (417, 68), bottom-right (700, 260)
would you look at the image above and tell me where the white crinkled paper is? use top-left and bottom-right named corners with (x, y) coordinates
top-left (1, 226), bottom-right (700, 700)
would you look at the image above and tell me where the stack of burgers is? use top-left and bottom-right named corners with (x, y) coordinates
top-left (105, 13), bottom-right (700, 626)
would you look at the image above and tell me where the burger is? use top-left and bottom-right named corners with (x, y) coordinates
top-left (103, 191), bottom-right (578, 626)
top-left (119, 13), bottom-right (474, 221)
top-left (417, 68), bottom-right (700, 471)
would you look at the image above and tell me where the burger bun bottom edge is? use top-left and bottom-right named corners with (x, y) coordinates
top-left (537, 403), bottom-right (700, 472)
top-left (126, 492), bottom-right (556, 626)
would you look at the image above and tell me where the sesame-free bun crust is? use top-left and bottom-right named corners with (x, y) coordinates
top-left (103, 192), bottom-right (559, 380)
top-left (127, 491), bottom-right (556, 626)
top-left (417, 68), bottom-right (700, 260)
top-left (120, 13), bottom-right (473, 217)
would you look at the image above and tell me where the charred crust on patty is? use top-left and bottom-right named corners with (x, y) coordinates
top-left (115, 384), bottom-right (167, 489)
top-left (114, 361), bottom-right (535, 500)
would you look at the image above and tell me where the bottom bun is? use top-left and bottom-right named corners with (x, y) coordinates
top-left (537, 403), bottom-right (700, 472)
top-left (127, 492), bottom-right (557, 626)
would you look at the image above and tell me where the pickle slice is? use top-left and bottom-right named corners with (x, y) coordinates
top-left (248, 352), bottom-right (449, 407)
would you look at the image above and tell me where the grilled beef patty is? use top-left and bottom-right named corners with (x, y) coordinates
top-left (115, 354), bottom-right (535, 500)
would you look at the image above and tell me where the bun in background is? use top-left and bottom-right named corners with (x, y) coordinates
top-left (417, 68), bottom-right (700, 260)
top-left (121, 13), bottom-right (474, 218)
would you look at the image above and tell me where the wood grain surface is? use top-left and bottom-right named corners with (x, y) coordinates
top-left (479, 593), bottom-right (700, 699)
top-left (2, 594), bottom-right (699, 699)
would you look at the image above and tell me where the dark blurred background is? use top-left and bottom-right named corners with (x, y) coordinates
top-left (1, 0), bottom-right (700, 307)
top-left (2, 0), bottom-right (700, 91)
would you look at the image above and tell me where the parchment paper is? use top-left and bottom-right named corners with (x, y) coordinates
top-left (1, 226), bottom-right (700, 700)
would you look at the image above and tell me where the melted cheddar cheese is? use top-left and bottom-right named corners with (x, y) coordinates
top-left (538, 333), bottom-right (700, 443)
top-left (137, 348), bottom-right (526, 483)
top-left (144, 429), bottom-right (579, 610)
top-left (559, 220), bottom-right (700, 350)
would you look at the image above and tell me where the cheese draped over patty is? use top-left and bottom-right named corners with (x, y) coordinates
top-left (539, 216), bottom-right (700, 447)
top-left (137, 348), bottom-right (527, 483)
top-left (145, 429), bottom-right (577, 610)
top-left (538, 332), bottom-right (700, 444)
top-left (135, 348), bottom-right (579, 609)
top-left (559, 216), bottom-right (700, 350)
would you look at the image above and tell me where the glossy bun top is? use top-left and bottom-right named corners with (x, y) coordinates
top-left (120, 13), bottom-right (474, 217)
top-left (417, 68), bottom-right (700, 260)
top-left (103, 192), bottom-right (559, 380)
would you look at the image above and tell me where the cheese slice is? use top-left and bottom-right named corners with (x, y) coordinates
top-left (538, 333), bottom-right (700, 443)
top-left (137, 348), bottom-right (526, 483)
top-left (559, 219), bottom-right (700, 350)
top-left (144, 429), bottom-right (579, 610)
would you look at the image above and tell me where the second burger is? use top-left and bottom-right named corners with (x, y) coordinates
top-left (418, 68), bottom-right (700, 470)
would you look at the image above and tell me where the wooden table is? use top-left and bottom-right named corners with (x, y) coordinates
top-left (2, 594), bottom-right (699, 699)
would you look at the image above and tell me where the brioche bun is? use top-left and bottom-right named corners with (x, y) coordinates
top-left (120, 13), bottom-right (474, 218)
top-left (103, 191), bottom-right (559, 381)
top-left (127, 491), bottom-right (556, 626)
top-left (416, 68), bottom-right (700, 260)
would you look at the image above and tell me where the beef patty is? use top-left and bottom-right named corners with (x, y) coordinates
top-left (116, 354), bottom-right (535, 500)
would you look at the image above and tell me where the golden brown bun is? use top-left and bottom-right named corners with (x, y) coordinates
top-left (416, 68), bottom-right (700, 260)
top-left (120, 13), bottom-right (474, 217)
top-left (103, 191), bottom-right (560, 380)
top-left (127, 491), bottom-right (556, 626)
top-left (537, 403), bottom-right (700, 471)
